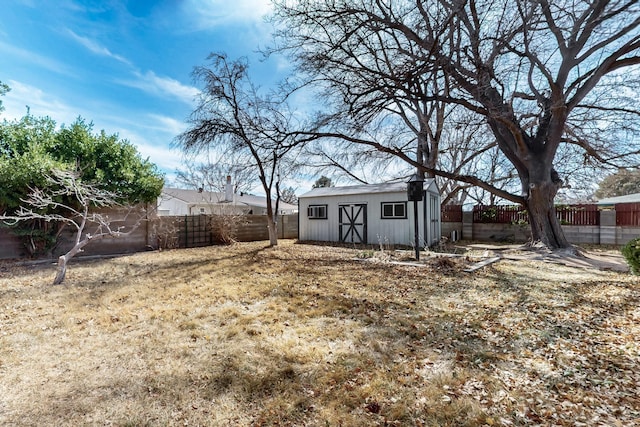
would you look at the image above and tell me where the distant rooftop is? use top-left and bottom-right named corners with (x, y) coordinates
top-left (161, 187), bottom-right (298, 210)
top-left (597, 192), bottom-right (640, 205)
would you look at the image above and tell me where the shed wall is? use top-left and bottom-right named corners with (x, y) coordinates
top-left (300, 192), bottom-right (407, 245)
top-left (299, 189), bottom-right (440, 246)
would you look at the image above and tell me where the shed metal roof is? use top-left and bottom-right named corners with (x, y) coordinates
top-left (298, 180), bottom-right (436, 198)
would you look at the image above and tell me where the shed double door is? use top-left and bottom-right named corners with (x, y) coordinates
top-left (339, 204), bottom-right (367, 244)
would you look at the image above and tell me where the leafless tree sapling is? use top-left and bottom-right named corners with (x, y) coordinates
top-left (0, 170), bottom-right (148, 284)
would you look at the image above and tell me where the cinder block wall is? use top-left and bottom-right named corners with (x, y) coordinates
top-left (442, 208), bottom-right (639, 245)
top-left (0, 213), bottom-right (300, 260)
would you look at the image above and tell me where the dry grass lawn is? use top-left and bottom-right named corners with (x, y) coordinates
top-left (0, 240), bottom-right (638, 426)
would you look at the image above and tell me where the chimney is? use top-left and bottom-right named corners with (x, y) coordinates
top-left (224, 175), bottom-right (233, 202)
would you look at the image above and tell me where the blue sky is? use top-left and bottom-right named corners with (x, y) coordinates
top-left (0, 0), bottom-right (285, 187)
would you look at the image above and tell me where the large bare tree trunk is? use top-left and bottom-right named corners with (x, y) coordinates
top-left (485, 102), bottom-right (573, 250)
top-left (525, 180), bottom-right (570, 249)
top-left (267, 216), bottom-right (278, 247)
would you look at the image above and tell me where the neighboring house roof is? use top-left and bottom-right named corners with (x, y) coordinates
top-left (162, 188), bottom-right (230, 204)
top-left (160, 188), bottom-right (298, 211)
top-left (236, 193), bottom-right (298, 211)
top-left (298, 180), bottom-right (437, 198)
top-left (597, 192), bottom-right (640, 205)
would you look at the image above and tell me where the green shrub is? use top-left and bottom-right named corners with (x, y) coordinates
top-left (621, 237), bottom-right (640, 275)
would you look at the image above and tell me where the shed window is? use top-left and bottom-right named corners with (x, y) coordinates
top-left (381, 202), bottom-right (407, 219)
top-left (308, 205), bottom-right (327, 219)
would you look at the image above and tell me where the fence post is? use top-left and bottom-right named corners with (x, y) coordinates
top-left (279, 216), bottom-right (284, 239)
top-left (462, 211), bottom-right (473, 240)
top-left (600, 210), bottom-right (617, 245)
top-left (184, 215), bottom-right (188, 248)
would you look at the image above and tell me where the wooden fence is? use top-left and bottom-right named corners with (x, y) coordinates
top-left (472, 205), bottom-right (529, 224)
top-left (0, 214), bottom-right (299, 260)
top-left (556, 204), bottom-right (600, 226)
top-left (178, 214), bottom-right (213, 248)
top-left (616, 203), bottom-right (640, 226)
top-left (151, 214), bottom-right (299, 249)
top-left (470, 204), bottom-right (600, 225)
top-left (442, 202), bottom-right (640, 245)
top-left (441, 204), bottom-right (463, 222)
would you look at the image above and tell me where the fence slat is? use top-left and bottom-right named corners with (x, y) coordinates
top-left (163, 214), bottom-right (298, 248)
top-left (441, 204), bottom-right (463, 222)
top-left (556, 204), bottom-right (599, 226)
top-left (616, 202), bottom-right (640, 226)
top-left (472, 204), bottom-right (599, 225)
top-left (473, 205), bottom-right (528, 224)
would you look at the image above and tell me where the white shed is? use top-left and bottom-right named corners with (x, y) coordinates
top-left (298, 180), bottom-right (441, 247)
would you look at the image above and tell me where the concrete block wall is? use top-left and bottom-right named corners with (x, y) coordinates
top-left (561, 226), bottom-right (600, 245)
top-left (442, 209), bottom-right (639, 245)
top-left (0, 228), bottom-right (28, 260)
top-left (441, 222), bottom-right (463, 242)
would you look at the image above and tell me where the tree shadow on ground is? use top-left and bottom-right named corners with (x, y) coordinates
top-left (4, 244), bottom-right (637, 426)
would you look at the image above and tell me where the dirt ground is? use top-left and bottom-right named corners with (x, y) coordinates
top-left (0, 240), bottom-right (637, 426)
top-left (462, 243), bottom-right (630, 272)
top-left (359, 241), bottom-right (630, 274)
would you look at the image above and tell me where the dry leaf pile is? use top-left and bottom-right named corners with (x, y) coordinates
top-left (0, 240), bottom-right (638, 426)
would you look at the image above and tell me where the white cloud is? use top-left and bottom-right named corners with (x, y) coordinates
top-left (118, 71), bottom-right (200, 105)
top-left (181, 0), bottom-right (273, 29)
top-left (1, 80), bottom-right (78, 124)
top-left (126, 136), bottom-right (184, 171)
top-left (0, 41), bottom-right (72, 76)
top-left (65, 29), bottom-right (132, 66)
top-left (146, 114), bottom-right (189, 136)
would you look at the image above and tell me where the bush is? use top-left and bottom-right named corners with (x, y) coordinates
top-left (211, 212), bottom-right (248, 244)
top-left (621, 237), bottom-right (640, 275)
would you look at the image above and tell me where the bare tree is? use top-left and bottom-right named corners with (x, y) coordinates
top-left (273, 3), bottom-right (501, 196)
top-left (0, 170), bottom-right (147, 285)
top-left (272, 0), bottom-right (640, 249)
top-left (279, 186), bottom-right (298, 205)
top-left (175, 151), bottom-right (256, 195)
top-left (177, 53), bottom-right (304, 246)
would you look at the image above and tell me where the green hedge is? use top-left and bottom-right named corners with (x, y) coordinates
top-left (621, 237), bottom-right (640, 275)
